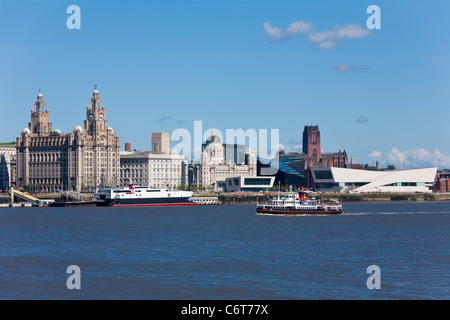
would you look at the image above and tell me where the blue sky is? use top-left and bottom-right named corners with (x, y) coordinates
top-left (0, 0), bottom-right (449, 168)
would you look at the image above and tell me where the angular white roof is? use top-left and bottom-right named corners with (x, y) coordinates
top-left (311, 167), bottom-right (437, 192)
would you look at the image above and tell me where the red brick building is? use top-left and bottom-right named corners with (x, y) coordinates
top-left (298, 125), bottom-right (355, 189)
top-left (433, 171), bottom-right (450, 192)
top-left (300, 126), bottom-right (348, 169)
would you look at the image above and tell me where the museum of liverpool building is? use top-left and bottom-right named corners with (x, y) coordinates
top-left (309, 167), bottom-right (437, 193)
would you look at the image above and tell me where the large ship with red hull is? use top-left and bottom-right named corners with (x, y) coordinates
top-left (256, 188), bottom-right (343, 215)
top-left (94, 185), bottom-right (198, 207)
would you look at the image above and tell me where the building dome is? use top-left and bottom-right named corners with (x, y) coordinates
top-left (54, 129), bottom-right (62, 134)
top-left (23, 128), bottom-right (31, 134)
top-left (205, 133), bottom-right (222, 148)
top-left (75, 125), bottom-right (83, 132)
top-left (108, 127), bottom-right (114, 132)
top-left (207, 134), bottom-right (221, 143)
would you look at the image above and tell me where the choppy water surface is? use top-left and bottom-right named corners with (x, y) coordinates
top-left (0, 202), bottom-right (448, 299)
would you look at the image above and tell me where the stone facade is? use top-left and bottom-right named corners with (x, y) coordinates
top-left (120, 150), bottom-right (187, 189)
top-left (15, 89), bottom-right (120, 191)
top-left (189, 133), bottom-right (257, 191)
top-left (152, 132), bottom-right (170, 154)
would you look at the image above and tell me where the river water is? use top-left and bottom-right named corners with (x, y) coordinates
top-left (0, 202), bottom-right (448, 299)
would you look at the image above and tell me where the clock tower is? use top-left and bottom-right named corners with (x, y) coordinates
top-left (80, 86), bottom-right (120, 187)
top-left (84, 86), bottom-right (108, 133)
top-left (16, 87), bottom-right (120, 192)
top-left (29, 90), bottom-right (52, 136)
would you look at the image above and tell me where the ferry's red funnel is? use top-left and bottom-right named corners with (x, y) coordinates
top-left (299, 187), bottom-right (308, 200)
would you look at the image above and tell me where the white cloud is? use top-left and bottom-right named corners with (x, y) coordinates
top-left (369, 150), bottom-right (382, 158)
top-left (308, 24), bottom-right (371, 44)
top-left (263, 21), bottom-right (314, 42)
top-left (368, 148), bottom-right (450, 168)
top-left (287, 138), bottom-right (302, 145)
top-left (316, 41), bottom-right (339, 50)
top-left (263, 20), bottom-right (372, 50)
top-left (334, 64), bottom-right (369, 73)
top-left (285, 21), bottom-right (316, 34)
top-left (285, 145), bottom-right (303, 153)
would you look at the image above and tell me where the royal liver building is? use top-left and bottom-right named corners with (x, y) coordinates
top-left (16, 88), bottom-right (120, 191)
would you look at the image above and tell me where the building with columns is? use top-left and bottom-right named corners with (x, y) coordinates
top-left (120, 150), bottom-right (188, 189)
top-left (189, 132), bottom-right (257, 191)
top-left (120, 138), bottom-right (188, 189)
top-left (15, 89), bottom-right (120, 191)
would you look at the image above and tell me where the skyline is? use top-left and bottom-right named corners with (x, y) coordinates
top-left (0, 0), bottom-right (449, 169)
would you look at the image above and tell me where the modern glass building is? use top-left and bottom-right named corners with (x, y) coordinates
top-left (219, 176), bottom-right (275, 192)
top-left (257, 153), bottom-right (307, 189)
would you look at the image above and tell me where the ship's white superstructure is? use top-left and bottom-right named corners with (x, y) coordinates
top-left (256, 189), bottom-right (343, 215)
top-left (94, 185), bottom-right (197, 207)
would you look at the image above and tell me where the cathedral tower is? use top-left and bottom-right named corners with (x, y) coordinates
top-left (302, 125), bottom-right (321, 163)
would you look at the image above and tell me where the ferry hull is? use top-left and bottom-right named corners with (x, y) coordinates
top-left (50, 201), bottom-right (98, 207)
top-left (257, 209), bottom-right (343, 215)
top-left (97, 197), bottom-right (198, 207)
top-left (110, 203), bottom-right (198, 207)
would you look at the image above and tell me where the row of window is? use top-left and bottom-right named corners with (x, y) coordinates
top-left (384, 182), bottom-right (418, 187)
top-left (122, 163), bottom-right (181, 169)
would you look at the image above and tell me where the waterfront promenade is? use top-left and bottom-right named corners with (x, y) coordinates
top-left (1, 191), bottom-right (450, 207)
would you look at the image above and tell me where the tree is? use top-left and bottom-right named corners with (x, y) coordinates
top-left (387, 164), bottom-right (396, 171)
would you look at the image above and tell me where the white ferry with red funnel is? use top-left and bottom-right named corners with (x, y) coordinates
top-left (256, 188), bottom-right (343, 215)
top-left (94, 185), bottom-right (198, 207)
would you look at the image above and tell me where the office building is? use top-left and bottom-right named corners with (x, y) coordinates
top-left (15, 89), bottom-right (120, 191)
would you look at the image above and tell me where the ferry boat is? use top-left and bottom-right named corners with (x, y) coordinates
top-left (256, 188), bottom-right (343, 215)
top-left (94, 185), bottom-right (198, 207)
